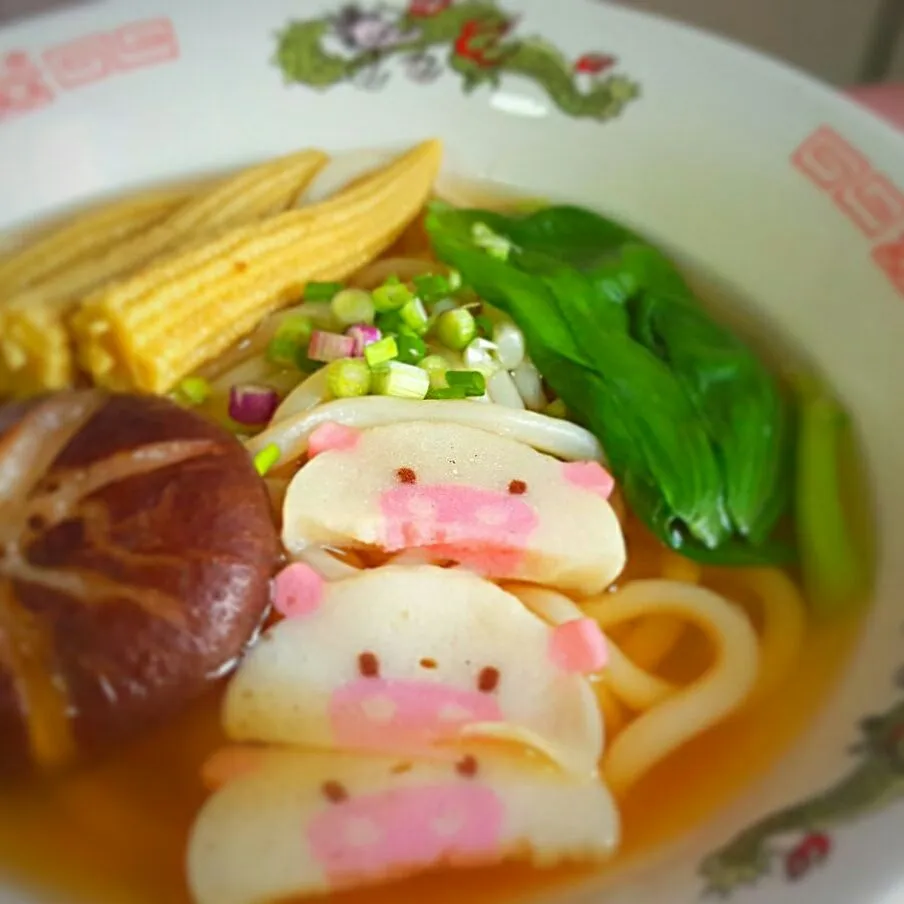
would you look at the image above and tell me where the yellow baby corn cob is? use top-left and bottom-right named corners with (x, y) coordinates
top-left (72, 140), bottom-right (442, 394)
top-left (0, 188), bottom-right (194, 296)
top-left (16, 149), bottom-right (329, 306)
top-left (0, 149), bottom-right (328, 397)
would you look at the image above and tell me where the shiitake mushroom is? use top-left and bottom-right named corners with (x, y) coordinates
top-left (0, 390), bottom-right (279, 772)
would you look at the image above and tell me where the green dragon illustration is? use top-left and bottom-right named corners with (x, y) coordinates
top-left (273, 1), bottom-right (639, 122)
top-left (700, 694), bottom-right (904, 896)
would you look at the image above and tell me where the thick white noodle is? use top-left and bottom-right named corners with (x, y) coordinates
top-left (295, 546), bottom-right (361, 582)
top-left (246, 397), bottom-right (605, 464)
top-left (510, 586), bottom-right (676, 711)
top-left (582, 580), bottom-right (759, 796)
top-left (271, 369), bottom-right (331, 423)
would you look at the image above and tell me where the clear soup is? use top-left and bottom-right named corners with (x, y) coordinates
top-left (0, 176), bottom-right (872, 904)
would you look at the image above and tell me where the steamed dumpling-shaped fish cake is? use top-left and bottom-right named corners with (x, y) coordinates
top-left (188, 747), bottom-right (620, 904)
top-left (283, 420), bottom-right (626, 595)
top-left (224, 564), bottom-right (605, 774)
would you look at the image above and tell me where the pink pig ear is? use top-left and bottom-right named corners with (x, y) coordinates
top-left (561, 461), bottom-right (615, 501)
top-left (549, 618), bottom-right (608, 674)
top-left (271, 563), bottom-right (325, 618)
top-left (308, 422), bottom-right (362, 458)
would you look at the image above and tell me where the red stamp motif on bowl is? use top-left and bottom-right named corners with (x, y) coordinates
top-left (0, 17), bottom-right (179, 124)
top-left (0, 51), bottom-right (54, 120)
top-left (873, 233), bottom-right (904, 295)
top-left (792, 125), bottom-right (904, 297)
top-left (43, 19), bottom-right (179, 89)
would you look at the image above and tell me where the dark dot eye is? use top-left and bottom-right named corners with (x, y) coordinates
top-left (456, 755), bottom-right (478, 778)
top-left (477, 666), bottom-right (500, 693)
top-left (358, 651), bottom-right (380, 678)
top-left (419, 657), bottom-right (437, 670)
top-left (396, 467), bottom-right (417, 484)
top-left (508, 479), bottom-right (527, 495)
top-left (26, 515), bottom-right (46, 532)
top-left (322, 780), bottom-right (348, 804)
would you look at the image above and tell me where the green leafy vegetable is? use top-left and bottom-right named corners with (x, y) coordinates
top-left (632, 292), bottom-right (791, 542)
top-left (426, 204), bottom-right (730, 551)
top-left (794, 374), bottom-right (870, 615)
top-left (425, 201), bottom-right (794, 565)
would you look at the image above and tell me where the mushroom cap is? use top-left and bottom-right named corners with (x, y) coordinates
top-left (0, 391), bottom-right (278, 770)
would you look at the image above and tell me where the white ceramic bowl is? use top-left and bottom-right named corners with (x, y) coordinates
top-left (1, 1), bottom-right (903, 903)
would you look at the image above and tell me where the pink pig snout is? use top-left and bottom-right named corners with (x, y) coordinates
top-left (330, 678), bottom-right (503, 752)
top-left (379, 484), bottom-right (539, 574)
top-left (307, 782), bottom-right (505, 887)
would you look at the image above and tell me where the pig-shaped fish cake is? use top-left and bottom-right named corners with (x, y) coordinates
top-left (282, 420), bottom-right (626, 595)
top-left (224, 565), bottom-right (605, 774)
top-left (188, 747), bottom-right (620, 904)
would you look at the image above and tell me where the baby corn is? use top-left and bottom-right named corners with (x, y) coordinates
top-left (0, 188), bottom-right (192, 296)
top-left (72, 140), bottom-right (442, 394)
top-left (0, 148), bottom-right (328, 396)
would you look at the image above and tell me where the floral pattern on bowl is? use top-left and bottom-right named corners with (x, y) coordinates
top-left (273, 0), bottom-right (640, 121)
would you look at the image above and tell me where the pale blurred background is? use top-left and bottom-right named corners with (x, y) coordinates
top-left (1, 0), bottom-right (903, 85)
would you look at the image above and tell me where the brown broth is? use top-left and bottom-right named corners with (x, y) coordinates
top-left (0, 173), bottom-right (872, 904)
top-left (0, 536), bottom-right (863, 904)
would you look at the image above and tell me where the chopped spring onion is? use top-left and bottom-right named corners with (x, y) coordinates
top-left (412, 273), bottom-right (451, 303)
top-left (375, 310), bottom-right (403, 336)
top-left (346, 324), bottom-right (382, 356)
top-left (396, 333), bottom-right (427, 365)
top-left (487, 369), bottom-right (526, 410)
top-left (177, 376), bottom-right (210, 406)
top-left (364, 335), bottom-right (399, 368)
top-left (418, 354), bottom-right (449, 389)
top-left (435, 308), bottom-right (477, 351)
top-left (372, 279), bottom-right (413, 313)
top-left (229, 384), bottom-right (280, 426)
top-left (266, 315), bottom-right (314, 368)
top-left (463, 337), bottom-right (497, 372)
top-left (512, 359), bottom-right (546, 411)
top-left (472, 222), bottom-right (514, 261)
top-left (372, 361), bottom-right (430, 400)
top-left (447, 269), bottom-right (462, 291)
top-left (327, 358), bottom-right (372, 398)
top-left (399, 298), bottom-right (429, 335)
top-left (307, 330), bottom-right (358, 363)
top-left (331, 288), bottom-right (375, 326)
top-left (304, 281), bottom-right (343, 301)
top-left (426, 386), bottom-right (468, 400)
top-left (445, 369), bottom-right (486, 397)
top-left (253, 443), bottom-right (281, 476)
top-left (493, 322), bottom-right (526, 370)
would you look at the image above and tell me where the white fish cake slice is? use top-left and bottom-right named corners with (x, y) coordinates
top-left (224, 565), bottom-right (605, 774)
top-left (187, 747), bottom-right (620, 904)
top-left (282, 420), bottom-right (626, 596)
